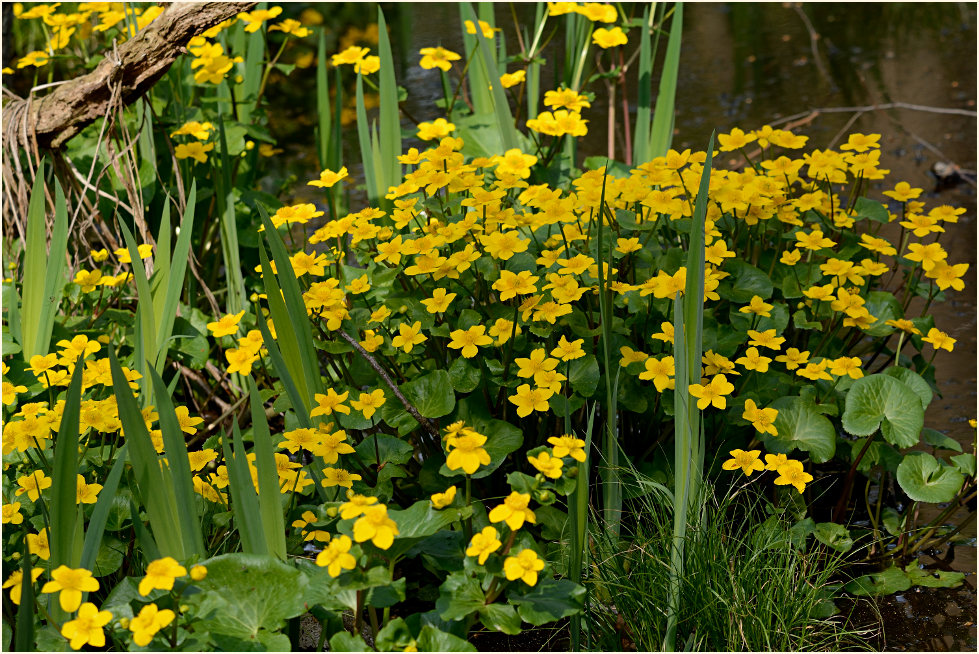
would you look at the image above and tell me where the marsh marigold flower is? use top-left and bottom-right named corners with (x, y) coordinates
top-left (316, 534), bottom-right (357, 577)
top-left (774, 460), bottom-right (813, 493)
top-left (722, 449), bottom-right (765, 476)
top-left (352, 504), bottom-right (399, 549)
top-left (528, 450), bottom-right (563, 479)
top-left (446, 431), bottom-right (491, 475)
top-left (488, 491), bottom-right (536, 530)
top-left (129, 603), bottom-right (175, 647)
top-left (419, 46), bottom-right (461, 71)
top-left (591, 26), bottom-right (627, 48)
top-left (61, 602), bottom-right (113, 650)
top-left (466, 526), bottom-right (502, 564)
top-left (41, 566), bottom-right (100, 612)
top-left (503, 549), bottom-right (545, 586)
top-left (688, 374), bottom-right (735, 411)
top-left (139, 557), bottom-right (187, 596)
top-left (430, 486), bottom-right (457, 509)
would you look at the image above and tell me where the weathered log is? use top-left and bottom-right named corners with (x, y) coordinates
top-left (2, 1), bottom-right (256, 151)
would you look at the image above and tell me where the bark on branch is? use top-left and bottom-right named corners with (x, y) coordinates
top-left (2, 1), bottom-right (255, 151)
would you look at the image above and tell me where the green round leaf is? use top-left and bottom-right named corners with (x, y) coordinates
top-left (882, 367), bottom-right (932, 411)
top-left (844, 566), bottom-right (911, 596)
top-left (920, 428), bottom-right (963, 453)
top-left (904, 563), bottom-right (966, 589)
top-left (812, 522), bottom-right (853, 553)
top-left (950, 453), bottom-right (976, 478)
top-left (842, 374), bottom-right (924, 448)
top-left (718, 259), bottom-right (773, 304)
top-left (402, 370), bottom-right (455, 419)
top-left (861, 291), bottom-right (903, 337)
top-left (896, 452), bottom-right (965, 503)
top-left (762, 396), bottom-right (836, 463)
top-left (508, 579), bottom-right (586, 626)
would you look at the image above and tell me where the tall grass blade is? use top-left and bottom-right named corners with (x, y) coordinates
top-left (223, 423), bottom-right (268, 555)
top-left (21, 166), bottom-right (68, 360)
top-left (215, 116), bottom-right (246, 314)
top-left (49, 362), bottom-right (84, 568)
top-left (249, 377), bottom-right (287, 558)
top-left (154, 183), bottom-right (197, 367)
top-left (108, 349), bottom-right (184, 557)
top-left (315, 30), bottom-right (331, 170)
top-left (15, 541), bottom-right (35, 652)
top-left (355, 72), bottom-right (380, 204)
top-left (80, 446), bottom-right (128, 570)
top-left (664, 132), bottom-right (713, 651)
top-left (129, 495), bottom-right (161, 562)
top-left (569, 403), bottom-right (598, 651)
top-left (258, 206), bottom-right (322, 404)
top-left (633, 5), bottom-right (653, 165)
top-left (463, 3), bottom-right (519, 152)
top-left (239, 19), bottom-right (265, 125)
top-left (376, 7), bottom-right (402, 199)
top-left (459, 5), bottom-right (493, 116)
top-left (119, 221), bottom-right (157, 386)
top-left (148, 366), bottom-right (205, 557)
top-left (150, 202), bottom-right (172, 332)
top-left (648, 3), bottom-right (683, 158)
top-left (254, 301), bottom-right (311, 429)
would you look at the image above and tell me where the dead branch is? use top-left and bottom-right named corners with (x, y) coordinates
top-left (2, 2), bottom-right (255, 151)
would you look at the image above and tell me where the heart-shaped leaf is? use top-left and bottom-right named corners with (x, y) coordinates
top-left (896, 452), bottom-right (965, 503)
top-left (842, 374), bottom-right (924, 448)
top-left (761, 396), bottom-right (836, 463)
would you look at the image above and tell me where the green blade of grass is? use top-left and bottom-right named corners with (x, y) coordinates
top-left (129, 495), bottom-right (161, 562)
top-left (649, 3), bottom-right (683, 159)
top-left (148, 366), bottom-right (205, 557)
top-left (79, 445), bottom-right (128, 571)
top-left (355, 73), bottom-right (380, 204)
top-left (119, 221), bottom-right (157, 387)
top-left (377, 7), bottom-right (402, 200)
top-left (332, 67), bottom-right (344, 172)
top-left (254, 300), bottom-right (311, 429)
top-left (569, 402), bottom-right (598, 651)
top-left (150, 202), bottom-right (172, 331)
top-left (49, 361), bottom-right (84, 569)
top-left (664, 131), bottom-right (713, 652)
top-left (15, 540), bottom-right (35, 651)
top-left (108, 348), bottom-right (184, 557)
top-left (215, 116), bottom-right (246, 315)
top-left (258, 206), bottom-right (322, 404)
top-left (249, 377), bottom-right (287, 559)
top-left (21, 165), bottom-right (68, 360)
top-left (459, 4), bottom-right (493, 116)
top-left (223, 423), bottom-right (268, 555)
top-left (238, 18), bottom-right (266, 125)
top-left (154, 183), bottom-right (197, 367)
top-left (316, 30), bottom-right (331, 170)
top-left (464, 3), bottom-right (519, 152)
top-left (633, 4), bottom-right (653, 165)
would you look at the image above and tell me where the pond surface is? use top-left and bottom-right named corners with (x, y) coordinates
top-left (268, 3), bottom-right (976, 650)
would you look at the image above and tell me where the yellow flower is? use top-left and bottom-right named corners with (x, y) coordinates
top-left (774, 459), bottom-right (813, 493)
top-left (688, 374), bottom-right (735, 411)
top-left (430, 486), bottom-right (457, 509)
top-left (139, 557), bottom-right (187, 596)
top-left (500, 70), bottom-right (526, 88)
top-left (17, 50), bottom-right (49, 68)
top-left (488, 491), bottom-right (536, 531)
top-left (739, 295), bottom-right (774, 318)
top-left (311, 388), bottom-right (351, 417)
top-left (591, 26), bottom-right (627, 48)
top-left (76, 475), bottom-right (102, 504)
top-left (316, 534), bottom-right (357, 577)
top-left (419, 46), bottom-right (461, 71)
top-left (350, 389), bottom-right (386, 420)
top-left (171, 121), bottom-right (214, 140)
top-left (41, 566), bottom-right (100, 612)
top-left (207, 310), bottom-right (245, 337)
top-left (508, 384), bottom-right (554, 417)
top-left (332, 45), bottom-right (369, 66)
top-left (735, 347), bottom-right (772, 373)
top-left (922, 328), bottom-right (955, 352)
top-left (27, 528), bottom-right (50, 560)
top-left (16, 470), bottom-right (51, 501)
top-left (466, 526), bottom-right (502, 564)
top-left (61, 602), bottom-right (112, 650)
top-left (638, 356), bottom-right (676, 392)
top-left (2, 502), bottom-right (23, 525)
top-left (355, 55), bottom-right (380, 75)
top-left (547, 435), bottom-right (587, 462)
top-left (352, 505), bottom-right (400, 549)
top-left (2, 568), bottom-right (44, 605)
top-left (742, 400), bottom-right (778, 436)
top-left (448, 325), bottom-right (493, 358)
top-left (722, 449), bottom-right (765, 476)
top-left (464, 19), bottom-right (497, 39)
top-left (321, 467), bottom-right (362, 489)
top-left (528, 450), bottom-right (563, 479)
top-left (503, 549), bottom-right (545, 586)
top-left (225, 348), bottom-right (258, 375)
top-left (543, 87), bottom-right (592, 111)
top-left (840, 133), bottom-right (880, 152)
top-left (339, 493), bottom-right (379, 520)
top-left (446, 431), bottom-right (491, 475)
top-left (422, 288), bottom-right (458, 314)
top-left (129, 603), bottom-right (175, 647)
top-left (764, 453), bottom-right (789, 471)
top-left (269, 18), bottom-right (311, 38)
top-left (829, 356), bottom-right (864, 379)
top-left (882, 181), bottom-right (922, 202)
top-left (308, 166), bottom-right (348, 188)
top-left (114, 243), bottom-right (154, 263)
top-left (190, 565), bottom-right (207, 581)
top-left (391, 321), bottom-right (427, 353)
top-left (174, 141), bottom-right (214, 164)
top-left (747, 329), bottom-right (785, 350)
top-left (417, 118), bottom-right (456, 141)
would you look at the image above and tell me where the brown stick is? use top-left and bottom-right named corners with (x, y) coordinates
top-left (2, 2), bottom-right (255, 151)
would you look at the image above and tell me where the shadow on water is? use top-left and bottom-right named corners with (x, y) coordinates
top-left (266, 3), bottom-right (976, 650)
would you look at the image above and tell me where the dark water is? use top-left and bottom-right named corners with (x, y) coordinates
top-left (268, 3), bottom-right (977, 650)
